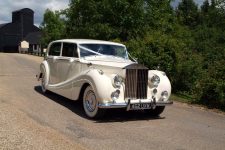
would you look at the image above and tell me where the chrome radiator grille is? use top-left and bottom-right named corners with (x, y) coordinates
top-left (125, 66), bottom-right (148, 99)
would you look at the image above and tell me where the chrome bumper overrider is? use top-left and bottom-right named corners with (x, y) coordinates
top-left (98, 99), bottom-right (173, 109)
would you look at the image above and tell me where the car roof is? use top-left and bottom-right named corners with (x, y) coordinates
top-left (53, 39), bottom-right (125, 47)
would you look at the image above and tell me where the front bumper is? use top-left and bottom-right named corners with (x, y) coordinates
top-left (98, 99), bottom-right (173, 109)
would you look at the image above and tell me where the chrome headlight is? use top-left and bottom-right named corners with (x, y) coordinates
top-left (151, 75), bottom-right (160, 87)
top-left (112, 75), bottom-right (123, 88)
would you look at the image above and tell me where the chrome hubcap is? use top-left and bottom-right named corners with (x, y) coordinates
top-left (85, 90), bottom-right (96, 112)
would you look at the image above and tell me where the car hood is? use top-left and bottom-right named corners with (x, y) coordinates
top-left (80, 55), bottom-right (135, 69)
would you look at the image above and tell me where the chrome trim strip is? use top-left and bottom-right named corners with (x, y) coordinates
top-left (98, 103), bottom-right (127, 108)
top-left (98, 100), bottom-right (173, 109)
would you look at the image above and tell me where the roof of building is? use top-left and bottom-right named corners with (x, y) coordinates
top-left (13, 8), bottom-right (34, 13)
top-left (24, 31), bottom-right (42, 44)
top-left (0, 23), bottom-right (8, 29)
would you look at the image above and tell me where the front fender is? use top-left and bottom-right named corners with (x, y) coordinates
top-left (77, 69), bottom-right (115, 103)
top-left (148, 70), bottom-right (172, 101)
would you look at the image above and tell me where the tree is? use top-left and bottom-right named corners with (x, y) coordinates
top-left (201, 0), bottom-right (210, 13)
top-left (65, 0), bottom-right (150, 41)
top-left (211, 0), bottom-right (216, 8)
top-left (40, 9), bottom-right (65, 47)
top-left (39, 0), bottom-right (225, 110)
top-left (176, 0), bottom-right (200, 27)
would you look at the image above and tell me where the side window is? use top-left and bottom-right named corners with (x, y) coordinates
top-left (48, 42), bottom-right (61, 56)
top-left (62, 43), bottom-right (78, 57)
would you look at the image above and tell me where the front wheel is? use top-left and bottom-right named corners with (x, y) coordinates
top-left (145, 106), bottom-right (165, 117)
top-left (83, 85), bottom-right (105, 119)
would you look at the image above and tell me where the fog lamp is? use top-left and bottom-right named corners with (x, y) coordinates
top-left (153, 88), bottom-right (157, 95)
top-left (161, 91), bottom-right (168, 99)
top-left (111, 90), bottom-right (120, 101)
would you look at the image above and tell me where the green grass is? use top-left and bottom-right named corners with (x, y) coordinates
top-left (170, 94), bottom-right (193, 104)
top-left (171, 94), bottom-right (225, 112)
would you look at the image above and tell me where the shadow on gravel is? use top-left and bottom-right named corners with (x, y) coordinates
top-left (34, 86), bottom-right (165, 122)
top-left (34, 86), bottom-right (87, 118)
top-left (95, 110), bottom-right (165, 123)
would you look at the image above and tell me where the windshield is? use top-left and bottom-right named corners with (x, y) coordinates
top-left (79, 44), bottom-right (128, 59)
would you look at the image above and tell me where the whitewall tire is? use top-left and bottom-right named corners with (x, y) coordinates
top-left (83, 85), bottom-right (105, 119)
top-left (41, 67), bottom-right (48, 93)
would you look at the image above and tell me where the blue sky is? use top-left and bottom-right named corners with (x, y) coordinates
top-left (0, 0), bottom-right (205, 26)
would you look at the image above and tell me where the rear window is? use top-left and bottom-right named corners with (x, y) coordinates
top-left (48, 42), bottom-right (61, 56)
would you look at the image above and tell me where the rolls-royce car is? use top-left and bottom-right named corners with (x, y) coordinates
top-left (37, 39), bottom-right (173, 119)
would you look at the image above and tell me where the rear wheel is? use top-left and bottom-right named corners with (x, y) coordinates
top-left (145, 106), bottom-right (165, 117)
top-left (83, 85), bottom-right (105, 119)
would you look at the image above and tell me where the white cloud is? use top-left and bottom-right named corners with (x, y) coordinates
top-left (0, 0), bottom-right (69, 26)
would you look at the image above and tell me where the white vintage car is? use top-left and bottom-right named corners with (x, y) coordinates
top-left (38, 39), bottom-right (173, 118)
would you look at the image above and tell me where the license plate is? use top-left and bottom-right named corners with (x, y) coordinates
top-left (129, 103), bottom-right (152, 110)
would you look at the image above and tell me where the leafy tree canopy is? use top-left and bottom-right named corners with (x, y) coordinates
top-left (40, 0), bottom-right (225, 110)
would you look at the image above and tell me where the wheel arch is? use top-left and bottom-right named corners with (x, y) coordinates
top-left (72, 69), bottom-right (114, 102)
top-left (78, 83), bottom-right (90, 101)
top-left (40, 60), bottom-right (50, 88)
